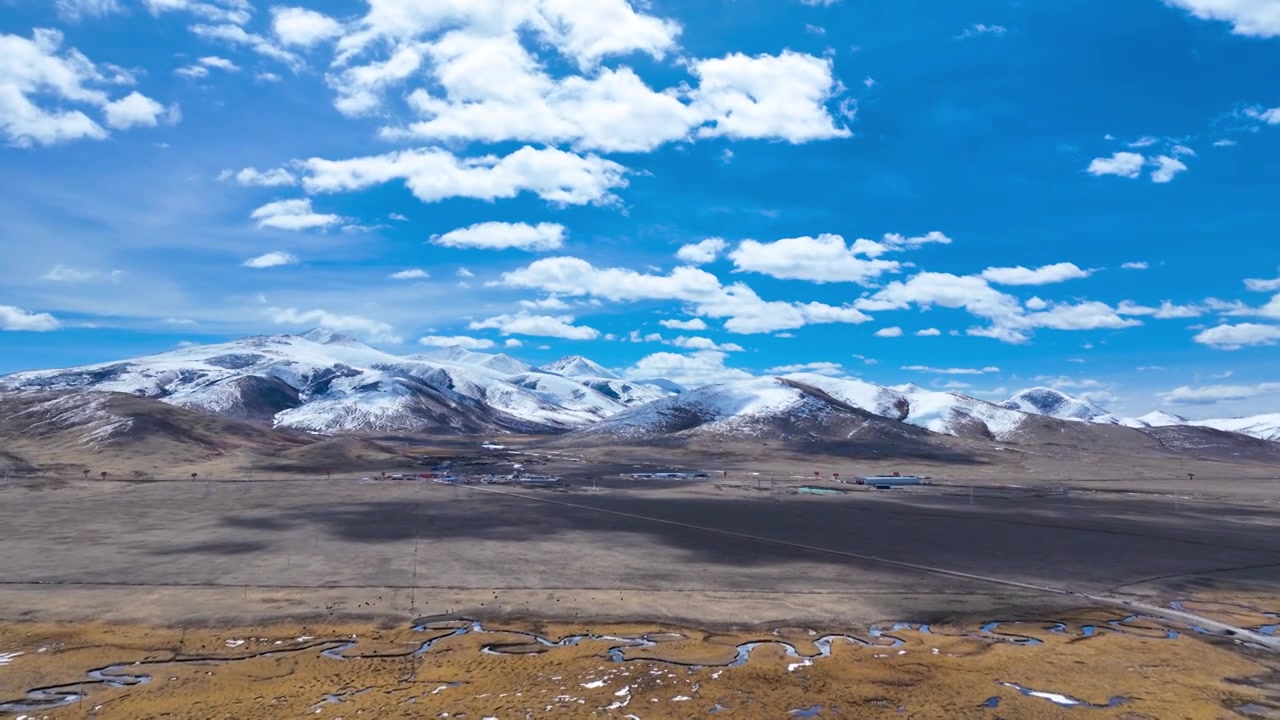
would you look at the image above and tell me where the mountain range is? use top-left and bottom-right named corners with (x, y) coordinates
top-left (0, 329), bottom-right (1275, 453)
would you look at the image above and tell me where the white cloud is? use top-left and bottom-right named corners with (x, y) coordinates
top-left (768, 361), bottom-right (844, 376)
top-left (141, 0), bottom-right (252, 25)
top-left (0, 305), bottom-right (60, 331)
top-left (390, 268), bottom-right (429, 280)
top-left (1150, 155), bottom-right (1188, 183)
top-left (272, 6), bottom-right (344, 47)
top-left (250, 198), bottom-right (344, 230)
top-left (504, 338), bottom-right (523, 348)
top-left (957, 23), bottom-right (1008, 39)
top-left (431, 221), bottom-right (566, 251)
top-left (660, 318), bottom-right (708, 331)
top-left (799, 0), bottom-right (840, 5)
top-left (468, 312), bottom-right (599, 340)
top-left (55, 0), bottom-right (121, 21)
top-left (242, 251), bottom-right (298, 268)
top-left (980, 262), bottom-right (1092, 286)
top-left (874, 326), bottom-right (903, 337)
top-left (688, 51), bottom-right (849, 142)
top-left (1164, 0), bottom-right (1280, 37)
top-left (861, 271), bottom-right (1139, 344)
top-left (520, 297), bottom-right (571, 310)
top-left (676, 237), bottom-right (728, 265)
top-left (418, 335), bottom-right (494, 349)
top-left (0, 29), bottom-right (179, 146)
top-left (389, 212), bottom-right (408, 221)
top-left (456, 267), bottom-right (475, 278)
top-left (42, 265), bottom-right (123, 283)
top-left (902, 365), bottom-right (1000, 375)
top-left (1193, 322), bottom-right (1280, 349)
top-left (915, 327), bottom-right (941, 336)
top-left (1214, 138), bottom-right (1239, 146)
top-left (498, 256), bottom-right (870, 334)
top-left (221, 167), bottom-right (297, 186)
top-left (178, 55), bottom-right (240, 77)
top-left (624, 350), bottom-right (752, 386)
top-left (1127, 136), bottom-right (1159, 148)
top-left (102, 91), bottom-right (178, 129)
top-left (266, 306), bottom-right (400, 343)
top-left (302, 146), bottom-right (628, 206)
top-left (1160, 382), bottom-right (1280, 405)
top-left (1086, 151), bottom-right (1146, 178)
top-left (1121, 261), bottom-right (1149, 270)
top-left (189, 23), bottom-right (301, 68)
top-left (1171, 144), bottom-right (1197, 156)
top-left (1115, 300), bottom-right (1203, 319)
top-left (1245, 106), bottom-right (1280, 124)
top-left (669, 335), bottom-right (744, 352)
top-left (1245, 276), bottom-right (1280, 292)
top-left (729, 231), bottom-right (950, 284)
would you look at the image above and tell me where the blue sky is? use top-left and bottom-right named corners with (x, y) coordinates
top-left (1, 0), bottom-right (1279, 418)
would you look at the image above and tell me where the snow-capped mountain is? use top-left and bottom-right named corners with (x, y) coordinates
top-left (1142, 412), bottom-right (1280, 442)
top-left (1001, 387), bottom-right (1279, 443)
top-left (0, 332), bottom-right (675, 434)
top-left (999, 387), bottom-right (1137, 426)
top-left (540, 355), bottom-right (617, 379)
top-left (582, 373), bottom-right (1033, 443)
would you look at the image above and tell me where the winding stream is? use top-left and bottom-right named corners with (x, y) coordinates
top-left (1, 604), bottom-right (1274, 714)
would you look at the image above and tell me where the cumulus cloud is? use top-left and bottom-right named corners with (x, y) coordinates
top-left (729, 231), bottom-right (950, 284)
top-left (768, 361), bottom-right (845, 376)
top-left (1160, 382), bottom-right (1280, 405)
top-left (468, 312), bottom-right (599, 339)
top-left (102, 91), bottom-right (179, 129)
top-left (860, 271), bottom-right (1139, 343)
top-left (1086, 151), bottom-right (1146, 178)
top-left (624, 350), bottom-right (752, 387)
top-left (0, 29), bottom-right (178, 146)
top-left (686, 51), bottom-right (850, 142)
top-left (915, 328), bottom-right (941, 336)
top-left (1087, 151), bottom-right (1189, 183)
top-left (189, 23), bottom-right (301, 68)
top-left (390, 268), bottom-right (429, 280)
top-left (504, 338), bottom-right (523, 348)
top-left (1122, 261), bottom-right (1149, 270)
top-left (669, 335), bottom-right (744, 352)
top-left (250, 198), bottom-right (344, 230)
top-left (874, 326), bottom-right (903, 337)
top-left (676, 237), bottom-right (727, 265)
top-left (980, 262), bottom-right (1092, 286)
top-left (418, 335), bottom-right (495, 349)
top-left (220, 167), bottom-right (297, 187)
top-left (1193, 322), bottom-right (1280, 349)
top-left (301, 146), bottom-right (628, 207)
top-left (660, 318), bottom-right (708, 331)
top-left (0, 305), bottom-right (61, 331)
top-left (1164, 0), bottom-right (1280, 37)
top-left (1149, 155), bottom-right (1188, 183)
top-left (266, 306), bottom-right (400, 343)
top-left (272, 6), bottom-right (344, 47)
top-left (431, 222), bottom-right (566, 251)
top-left (498, 256), bottom-right (870, 334)
top-left (242, 251), bottom-right (298, 268)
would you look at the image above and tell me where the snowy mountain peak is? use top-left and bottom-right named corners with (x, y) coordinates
top-left (1000, 387), bottom-right (1116, 423)
top-left (541, 355), bottom-right (618, 380)
top-left (1136, 410), bottom-right (1188, 427)
top-left (300, 328), bottom-right (367, 347)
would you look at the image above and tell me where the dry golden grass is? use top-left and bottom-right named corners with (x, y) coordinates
top-left (1, 608), bottom-right (1273, 719)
